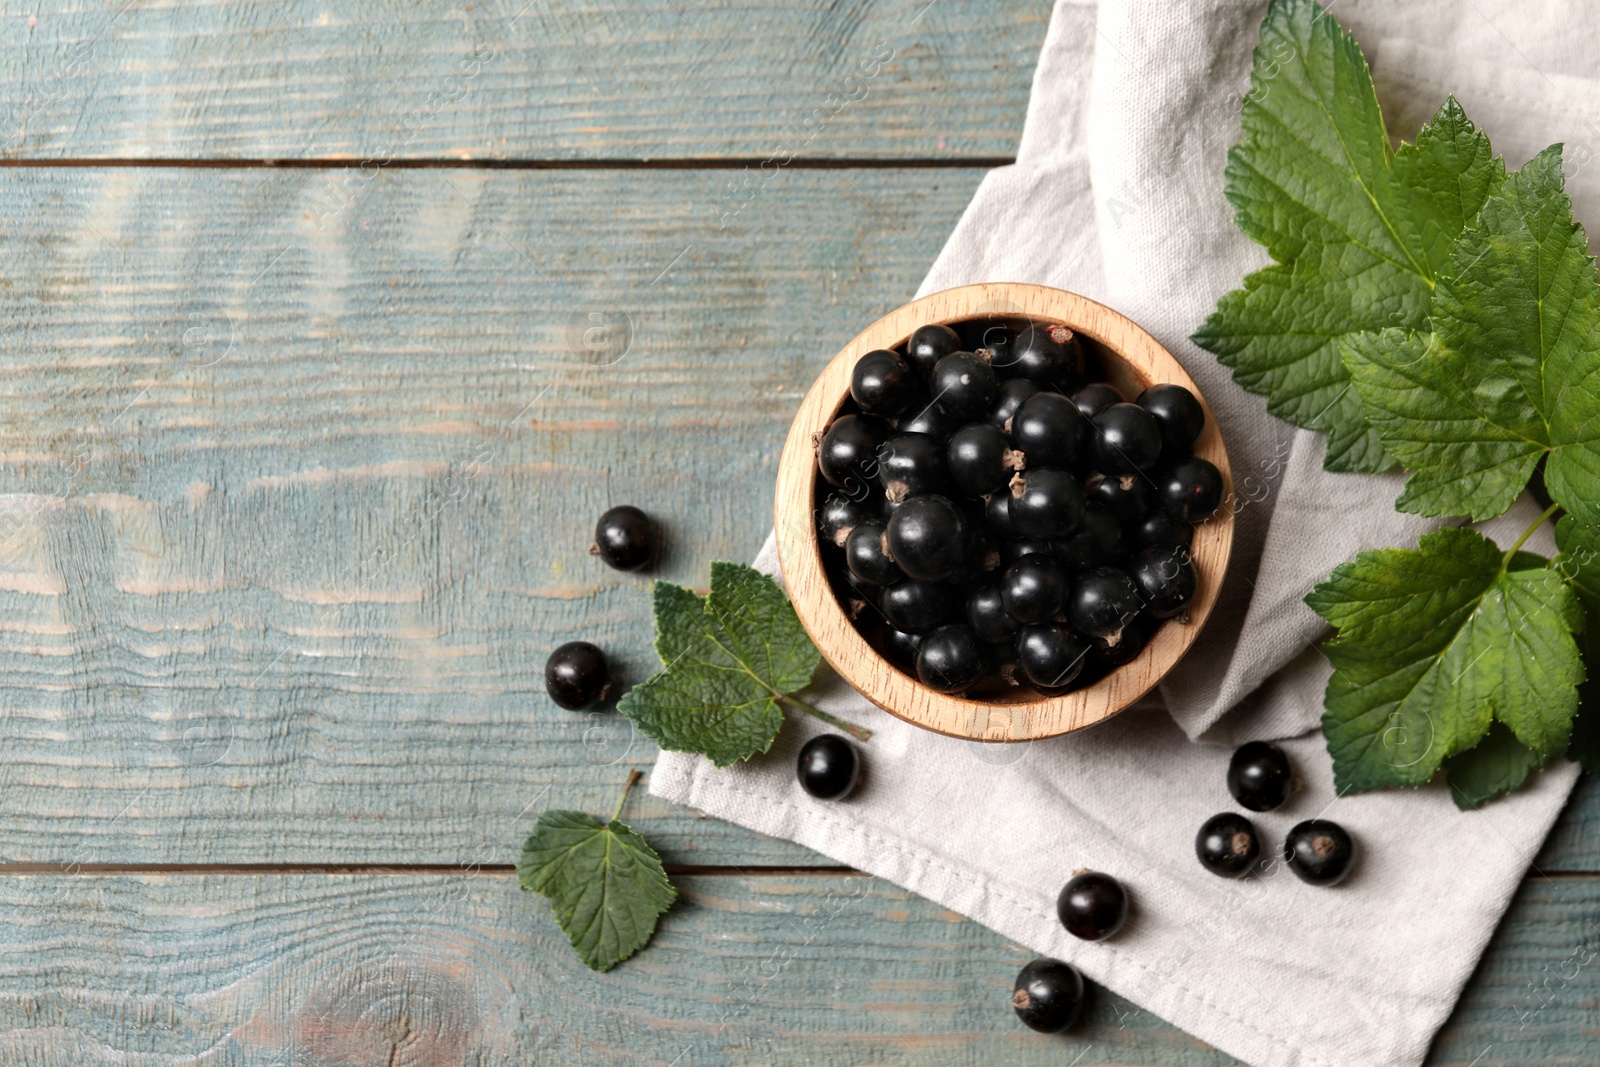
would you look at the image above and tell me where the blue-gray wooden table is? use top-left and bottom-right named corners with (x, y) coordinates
top-left (0, 2), bottom-right (1593, 1063)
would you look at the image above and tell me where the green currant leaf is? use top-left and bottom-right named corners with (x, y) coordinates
top-left (1307, 527), bottom-right (1585, 792)
top-left (1555, 515), bottom-right (1600, 773)
top-left (1342, 146), bottom-right (1600, 522)
top-left (1443, 721), bottom-right (1549, 810)
top-left (618, 562), bottom-right (822, 768)
top-left (1191, 0), bottom-right (1504, 473)
top-left (517, 809), bottom-right (677, 972)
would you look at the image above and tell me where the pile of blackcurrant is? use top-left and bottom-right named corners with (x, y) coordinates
top-left (814, 318), bottom-right (1222, 696)
top-left (1194, 741), bottom-right (1356, 886)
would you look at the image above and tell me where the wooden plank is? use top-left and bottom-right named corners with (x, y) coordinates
top-left (0, 871), bottom-right (1590, 1064)
top-left (0, 0), bottom-right (1049, 161)
top-left (0, 164), bottom-right (977, 866)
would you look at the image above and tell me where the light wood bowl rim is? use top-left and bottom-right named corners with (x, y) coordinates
top-left (774, 283), bottom-right (1234, 742)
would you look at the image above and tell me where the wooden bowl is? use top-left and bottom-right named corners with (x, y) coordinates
top-left (773, 283), bottom-right (1234, 742)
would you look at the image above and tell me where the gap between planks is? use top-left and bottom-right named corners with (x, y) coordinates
top-left (0, 862), bottom-right (863, 877)
top-left (0, 863), bottom-right (1591, 880)
top-left (0, 156), bottom-right (1016, 170)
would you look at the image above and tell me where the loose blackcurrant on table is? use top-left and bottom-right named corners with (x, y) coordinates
top-left (796, 734), bottom-right (860, 800)
top-left (1196, 812), bottom-right (1261, 878)
top-left (1228, 741), bottom-right (1294, 812)
top-left (1012, 958), bottom-right (1085, 1034)
top-left (1057, 870), bottom-right (1129, 941)
top-left (1283, 819), bottom-right (1355, 886)
top-left (813, 313), bottom-right (1215, 701)
top-left (544, 641), bottom-right (611, 710)
top-left (591, 505), bottom-right (657, 572)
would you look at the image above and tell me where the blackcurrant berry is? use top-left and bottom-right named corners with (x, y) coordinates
top-left (1004, 538), bottom-right (1055, 563)
top-left (1130, 509), bottom-right (1194, 550)
top-left (916, 623), bottom-right (990, 693)
top-left (544, 641), bottom-right (611, 710)
top-left (1016, 623), bottom-right (1089, 689)
top-left (1057, 870), bottom-right (1128, 941)
top-left (851, 348), bottom-right (916, 418)
top-left (1128, 543), bottom-right (1196, 619)
top-left (1064, 566), bottom-right (1143, 645)
top-left (1089, 403), bottom-right (1163, 474)
top-left (988, 378), bottom-right (1041, 431)
top-left (1001, 555), bottom-right (1067, 625)
top-left (878, 624), bottom-right (922, 673)
top-left (963, 321), bottom-right (1014, 365)
top-left (1008, 392), bottom-right (1083, 470)
top-left (1154, 457), bottom-right (1224, 522)
top-left (797, 734), bottom-right (860, 800)
top-left (1009, 469), bottom-right (1085, 539)
top-left (590, 505), bottom-right (656, 571)
top-left (880, 578), bottom-right (959, 633)
top-left (1053, 502), bottom-right (1122, 571)
top-left (877, 433), bottom-right (949, 503)
top-left (1085, 471), bottom-right (1153, 525)
top-left (984, 492), bottom-right (1018, 539)
top-left (947, 423), bottom-right (1023, 497)
top-left (845, 521), bottom-right (902, 586)
top-left (838, 574), bottom-right (876, 621)
top-left (817, 415), bottom-right (884, 495)
top-left (1071, 381), bottom-right (1124, 419)
top-left (931, 351), bottom-right (997, 421)
top-left (817, 492), bottom-right (869, 549)
top-left (885, 494), bottom-right (968, 581)
top-left (1283, 820), bottom-right (1355, 886)
top-left (1196, 812), bottom-right (1261, 879)
top-left (954, 525), bottom-right (1003, 582)
top-left (966, 578), bottom-right (1021, 644)
top-left (1228, 741), bottom-right (1294, 812)
top-left (897, 391), bottom-right (962, 440)
top-left (998, 323), bottom-right (1082, 391)
top-left (1012, 958), bottom-right (1084, 1034)
top-left (905, 323), bottom-right (961, 380)
top-left (1137, 383), bottom-right (1205, 455)
top-left (1087, 614), bottom-right (1149, 671)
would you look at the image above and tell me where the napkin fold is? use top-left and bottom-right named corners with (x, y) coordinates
top-left (654, 2), bottom-right (1592, 1063)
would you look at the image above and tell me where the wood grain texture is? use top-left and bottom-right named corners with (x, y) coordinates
top-left (0, 870), bottom-right (1590, 1065)
top-left (0, 0), bottom-right (1050, 161)
top-left (775, 283), bottom-right (1234, 740)
top-left (0, 164), bottom-right (987, 866)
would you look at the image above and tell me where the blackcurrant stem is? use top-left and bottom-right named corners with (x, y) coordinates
top-left (783, 695), bottom-right (872, 742)
top-left (1502, 502), bottom-right (1563, 568)
top-left (611, 768), bottom-right (643, 823)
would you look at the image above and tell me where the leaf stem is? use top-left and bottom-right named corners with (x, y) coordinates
top-left (781, 695), bottom-right (872, 742)
top-left (1502, 502), bottom-right (1562, 568)
top-left (611, 768), bottom-right (643, 823)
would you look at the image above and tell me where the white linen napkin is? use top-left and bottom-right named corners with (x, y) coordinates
top-left (653, 2), bottom-right (1593, 1063)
